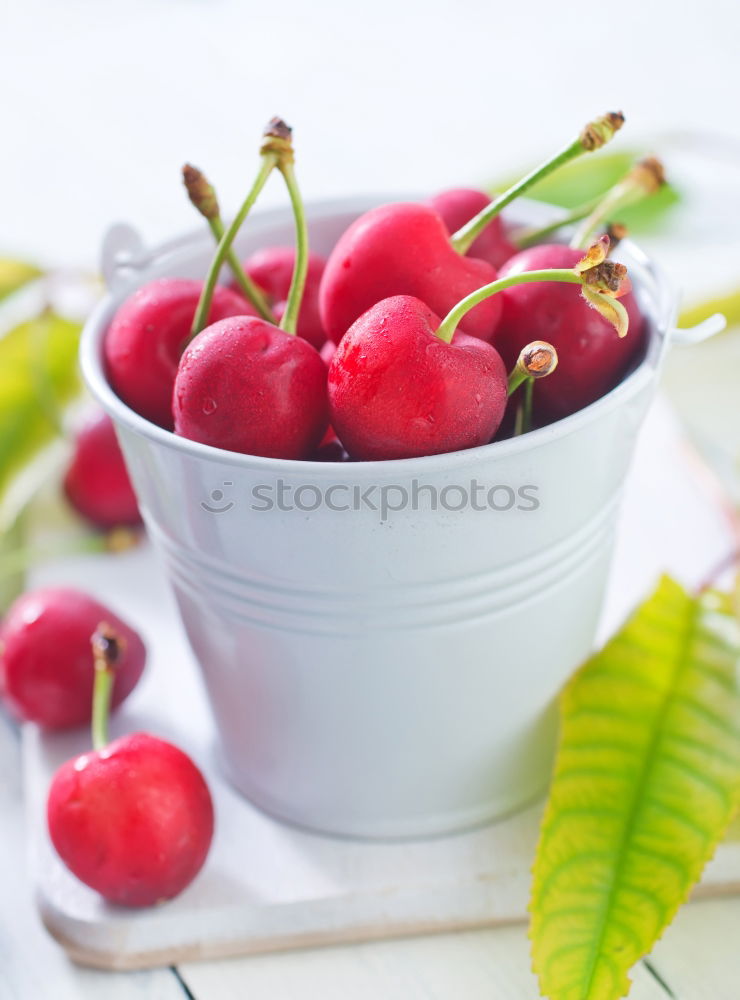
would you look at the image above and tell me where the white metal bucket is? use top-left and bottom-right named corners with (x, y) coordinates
top-left (81, 197), bottom-right (677, 839)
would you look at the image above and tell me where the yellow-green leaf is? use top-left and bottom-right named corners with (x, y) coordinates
top-left (0, 258), bottom-right (43, 302)
top-left (0, 313), bottom-right (81, 522)
top-left (0, 510), bottom-right (27, 612)
top-left (531, 575), bottom-right (740, 1000)
top-left (488, 151), bottom-right (680, 233)
top-left (679, 287), bottom-right (740, 332)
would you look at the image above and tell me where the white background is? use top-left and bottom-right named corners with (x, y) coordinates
top-left (3, 0), bottom-right (740, 268)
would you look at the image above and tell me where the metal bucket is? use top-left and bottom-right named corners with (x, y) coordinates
top-left (81, 197), bottom-right (676, 839)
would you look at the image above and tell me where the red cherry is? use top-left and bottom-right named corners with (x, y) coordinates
top-left (0, 588), bottom-right (145, 728)
top-left (173, 316), bottom-right (328, 459)
top-left (47, 731), bottom-right (213, 906)
top-left (104, 278), bottom-right (252, 429)
top-left (239, 247), bottom-right (327, 349)
top-left (63, 412), bottom-right (141, 530)
top-left (319, 203), bottom-right (502, 345)
top-left (328, 295), bottom-right (508, 461)
top-left (495, 244), bottom-right (645, 422)
top-left (427, 188), bottom-right (517, 269)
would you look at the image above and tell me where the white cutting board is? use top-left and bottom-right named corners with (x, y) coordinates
top-left (23, 398), bottom-right (740, 970)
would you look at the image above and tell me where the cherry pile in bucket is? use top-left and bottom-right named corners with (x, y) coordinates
top-left (103, 113), bottom-right (663, 462)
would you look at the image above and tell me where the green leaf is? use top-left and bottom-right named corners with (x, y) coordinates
top-left (488, 151), bottom-right (680, 233)
top-left (0, 313), bottom-right (81, 523)
top-left (530, 575), bottom-right (740, 1000)
top-left (726, 811), bottom-right (740, 841)
top-left (0, 510), bottom-right (28, 613)
top-left (679, 288), bottom-right (740, 332)
top-left (0, 258), bottom-right (43, 302)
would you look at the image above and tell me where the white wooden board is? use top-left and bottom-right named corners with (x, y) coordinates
top-left (23, 398), bottom-right (740, 971)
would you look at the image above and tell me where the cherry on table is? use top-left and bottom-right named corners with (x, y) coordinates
top-left (48, 729), bottom-right (214, 907)
top-left (47, 625), bottom-right (213, 907)
top-left (64, 411), bottom-right (141, 530)
top-left (0, 588), bottom-right (145, 728)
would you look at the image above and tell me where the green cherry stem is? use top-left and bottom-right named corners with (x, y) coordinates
top-left (91, 625), bottom-right (124, 751)
top-left (570, 156), bottom-right (666, 250)
top-left (510, 195), bottom-right (602, 249)
top-left (435, 270), bottom-right (581, 344)
top-left (182, 164), bottom-right (276, 322)
top-left (189, 119), bottom-right (294, 343)
top-left (514, 380), bottom-right (535, 436)
top-left (276, 157), bottom-right (308, 337)
top-left (506, 342), bottom-right (558, 436)
top-left (450, 111), bottom-right (625, 255)
top-left (189, 155), bottom-right (276, 341)
top-left (506, 340), bottom-right (559, 395)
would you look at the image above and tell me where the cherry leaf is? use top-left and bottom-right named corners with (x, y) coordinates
top-left (531, 576), bottom-right (740, 1000)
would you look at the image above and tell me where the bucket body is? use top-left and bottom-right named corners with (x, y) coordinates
top-left (81, 197), bottom-right (674, 838)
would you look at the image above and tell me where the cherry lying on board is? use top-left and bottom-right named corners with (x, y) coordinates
top-left (173, 315), bottom-right (328, 459)
top-left (0, 588), bottom-right (145, 728)
top-left (494, 244), bottom-right (645, 422)
top-left (319, 202), bottom-right (503, 345)
top-left (64, 412), bottom-right (141, 530)
top-left (48, 731), bottom-right (213, 907)
top-left (47, 627), bottom-right (214, 907)
top-left (428, 188), bottom-right (517, 270)
top-left (328, 295), bottom-right (508, 461)
top-left (104, 278), bottom-right (252, 429)
top-left (240, 246), bottom-right (327, 349)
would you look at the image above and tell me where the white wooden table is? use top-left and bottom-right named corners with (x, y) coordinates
top-left (2, 704), bottom-right (739, 999)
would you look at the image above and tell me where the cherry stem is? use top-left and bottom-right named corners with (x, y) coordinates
top-left (182, 164), bottom-right (276, 322)
top-left (510, 195), bottom-right (601, 249)
top-left (570, 156), bottom-right (666, 250)
top-left (514, 379), bottom-right (535, 436)
top-left (276, 158), bottom-right (308, 337)
top-left (436, 269), bottom-right (580, 344)
top-left (450, 111), bottom-right (625, 255)
top-left (505, 341), bottom-right (558, 434)
top-left (188, 123), bottom-right (300, 343)
top-left (210, 217), bottom-right (276, 322)
top-left (91, 625), bottom-right (124, 751)
top-left (189, 155), bottom-right (277, 341)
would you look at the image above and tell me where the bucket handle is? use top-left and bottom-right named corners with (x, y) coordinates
top-left (669, 313), bottom-right (726, 346)
top-left (100, 224), bottom-right (148, 292)
top-left (100, 223), bottom-right (204, 292)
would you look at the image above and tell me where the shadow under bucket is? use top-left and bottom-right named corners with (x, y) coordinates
top-left (81, 197), bottom-right (676, 839)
